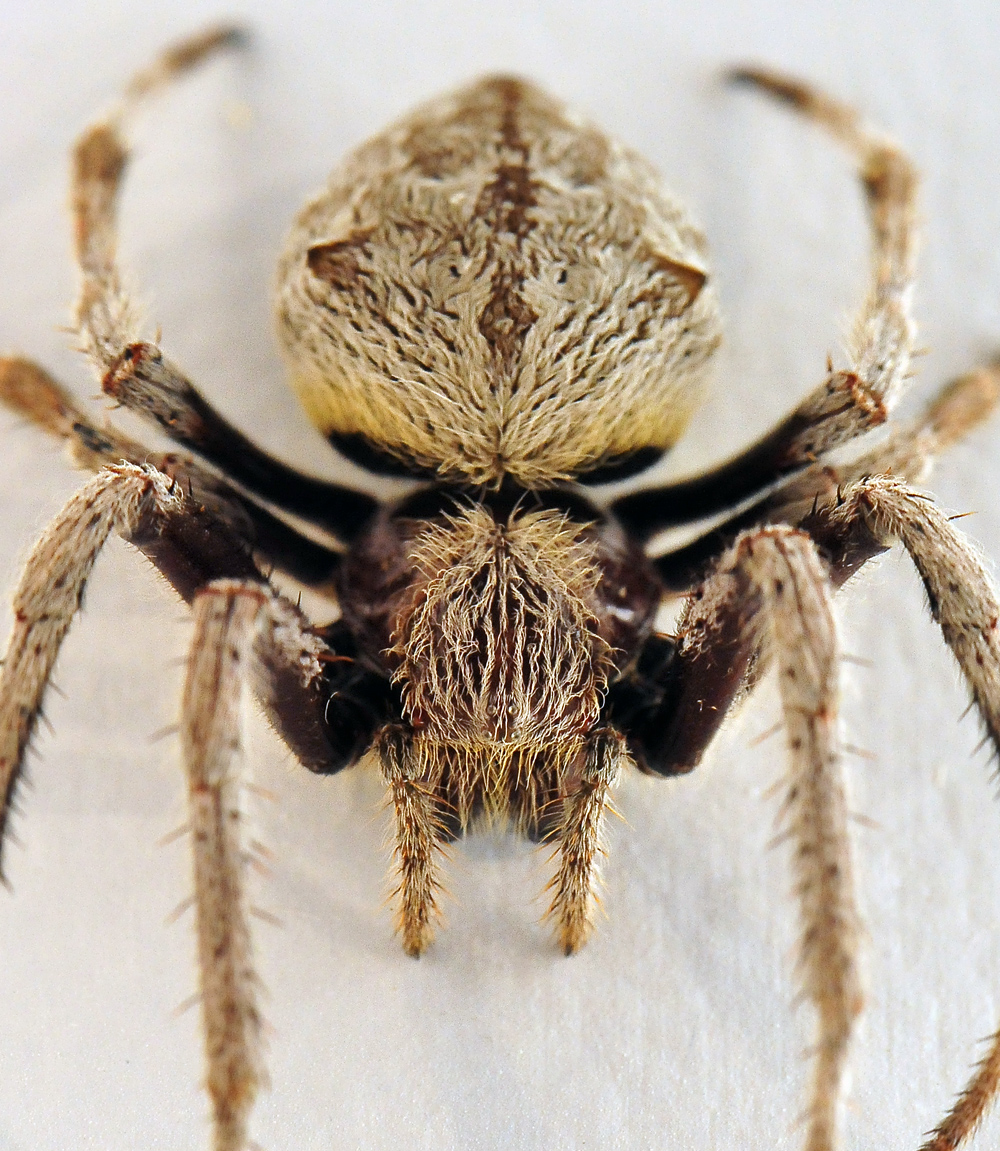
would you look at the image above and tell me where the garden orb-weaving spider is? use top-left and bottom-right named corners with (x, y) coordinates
top-left (3, 23), bottom-right (1000, 1151)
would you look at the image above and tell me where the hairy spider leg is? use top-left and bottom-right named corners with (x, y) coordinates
top-left (651, 363), bottom-right (1000, 592)
top-left (612, 64), bottom-right (919, 543)
top-left (70, 23), bottom-right (378, 548)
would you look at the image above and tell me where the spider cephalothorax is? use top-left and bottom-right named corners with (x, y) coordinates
top-left (3, 26), bottom-right (1000, 1151)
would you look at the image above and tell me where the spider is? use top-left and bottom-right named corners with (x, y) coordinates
top-left (2, 24), bottom-right (1000, 1151)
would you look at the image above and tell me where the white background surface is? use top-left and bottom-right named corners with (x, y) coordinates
top-left (2, 2), bottom-right (1000, 1149)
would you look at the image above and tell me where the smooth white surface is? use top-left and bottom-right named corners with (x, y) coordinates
top-left (2, 2), bottom-right (1000, 1149)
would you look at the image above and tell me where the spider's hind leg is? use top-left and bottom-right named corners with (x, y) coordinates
top-left (649, 361), bottom-right (1000, 594)
top-left (732, 65), bottom-right (918, 408)
top-left (72, 24), bottom-right (245, 374)
top-left (70, 26), bottom-right (378, 546)
top-left (0, 355), bottom-right (349, 591)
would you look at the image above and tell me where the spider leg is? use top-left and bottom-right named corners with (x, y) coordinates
top-left (743, 528), bottom-right (862, 1151)
top-left (0, 455), bottom-right (373, 1147)
top-left (546, 729), bottom-right (628, 955)
top-left (613, 67), bottom-right (919, 541)
top-left (0, 455), bottom-right (363, 875)
top-left (72, 25), bottom-right (243, 372)
top-left (846, 361), bottom-right (1000, 484)
top-left (0, 356), bottom-right (345, 589)
top-left (652, 361), bottom-right (1000, 591)
top-left (0, 464), bottom-right (183, 879)
top-left (617, 525), bottom-right (862, 1150)
top-left (799, 473), bottom-right (1000, 1151)
top-left (181, 578), bottom-right (301, 1151)
top-left (99, 344), bottom-right (378, 543)
top-left (625, 365), bottom-right (1000, 774)
top-left (770, 361), bottom-right (1000, 530)
top-left (71, 27), bottom-right (377, 544)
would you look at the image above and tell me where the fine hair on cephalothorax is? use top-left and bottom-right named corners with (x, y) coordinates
top-left (3, 23), bottom-right (1000, 1151)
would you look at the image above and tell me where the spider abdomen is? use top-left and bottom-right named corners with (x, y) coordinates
top-left (275, 75), bottom-right (722, 486)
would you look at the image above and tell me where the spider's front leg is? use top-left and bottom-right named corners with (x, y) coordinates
top-left (0, 467), bottom-right (278, 1148)
top-left (802, 474), bottom-right (1000, 1151)
top-left (181, 578), bottom-right (316, 1151)
top-left (684, 475), bottom-right (1000, 1151)
top-left (614, 525), bottom-right (863, 1151)
top-left (0, 454), bottom-right (386, 1150)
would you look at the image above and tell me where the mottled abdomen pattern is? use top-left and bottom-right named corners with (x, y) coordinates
top-left (276, 75), bottom-right (721, 486)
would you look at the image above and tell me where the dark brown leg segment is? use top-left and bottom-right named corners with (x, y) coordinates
top-left (100, 343), bottom-right (378, 543)
top-left (0, 356), bottom-right (345, 589)
top-left (67, 18), bottom-right (376, 546)
top-left (650, 362), bottom-right (1000, 594)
